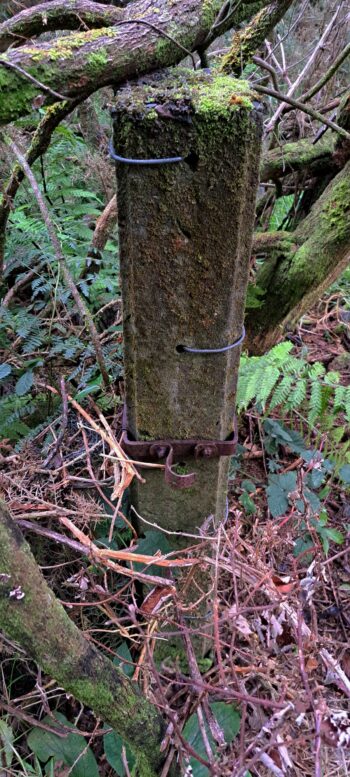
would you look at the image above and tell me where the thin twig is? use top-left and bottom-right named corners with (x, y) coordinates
top-left (42, 377), bottom-right (68, 468)
top-left (114, 19), bottom-right (196, 69)
top-left (253, 84), bottom-right (350, 140)
top-left (0, 700), bottom-right (68, 737)
top-left (265, 6), bottom-right (341, 132)
top-left (252, 55), bottom-right (279, 90)
top-left (5, 138), bottom-right (111, 388)
top-left (300, 41), bottom-right (350, 103)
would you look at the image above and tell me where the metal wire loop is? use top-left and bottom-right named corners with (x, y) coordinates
top-left (178, 325), bottom-right (246, 354)
top-left (109, 139), bottom-right (184, 166)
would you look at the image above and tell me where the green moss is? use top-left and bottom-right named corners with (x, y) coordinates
top-left (87, 47), bottom-right (109, 76)
top-left (0, 65), bottom-right (37, 124)
top-left (112, 69), bottom-right (255, 119)
top-left (28, 27), bottom-right (117, 62)
top-left (319, 178), bottom-right (350, 241)
top-left (156, 642), bottom-right (190, 672)
top-left (196, 74), bottom-right (254, 115)
top-left (201, 0), bottom-right (222, 28)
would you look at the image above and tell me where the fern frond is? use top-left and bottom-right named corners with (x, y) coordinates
top-left (286, 379), bottom-right (307, 411)
top-left (269, 374), bottom-right (295, 409)
top-left (308, 380), bottom-right (323, 424)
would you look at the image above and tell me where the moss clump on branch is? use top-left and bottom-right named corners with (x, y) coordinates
top-left (0, 64), bottom-right (37, 122)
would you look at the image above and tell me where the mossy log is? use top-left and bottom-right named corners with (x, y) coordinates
top-left (0, 0), bottom-right (123, 53)
top-left (260, 136), bottom-right (336, 183)
top-left (0, 0), bottom-right (278, 125)
top-left (246, 160), bottom-right (350, 353)
top-left (0, 501), bottom-right (169, 777)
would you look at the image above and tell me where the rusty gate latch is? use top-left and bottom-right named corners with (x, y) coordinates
top-left (120, 408), bottom-right (238, 490)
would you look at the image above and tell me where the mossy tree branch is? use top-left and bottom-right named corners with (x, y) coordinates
top-left (0, 0), bottom-right (285, 125)
top-left (1, 0), bottom-right (127, 17)
top-left (0, 501), bottom-right (169, 777)
top-left (259, 136), bottom-right (337, 183)
top-left (0, 0), bottom-right (123, 53)
top-left (221, 0), bottom-right (294, 75)
top-left (246, 160), bottom-right (350, 353)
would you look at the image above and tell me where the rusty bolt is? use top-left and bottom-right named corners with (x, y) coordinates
top-left (195, 443), bottom-right (218, 459)
top-left (150, 444), bottom-right (169, 460)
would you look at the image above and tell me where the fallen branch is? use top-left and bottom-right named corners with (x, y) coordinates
top-left (0, 0), bottom-right (123, 52)
top-left (0, 0), bottom-right (278, 125)
top-left (221, 0), bottom-right (294, 76)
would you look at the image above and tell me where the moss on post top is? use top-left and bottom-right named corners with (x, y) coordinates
top-left (111, 67), bottom-right (260, 123)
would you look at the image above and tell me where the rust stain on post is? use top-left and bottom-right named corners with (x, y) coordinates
top-left (112, 70), bottom-right (262, 540)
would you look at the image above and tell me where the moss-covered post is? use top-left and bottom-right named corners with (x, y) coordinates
top-left (112, 70), bottom-right (262, 541)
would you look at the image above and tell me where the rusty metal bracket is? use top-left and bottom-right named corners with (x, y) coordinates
top-left (120, 407), bottom-right (238, 490)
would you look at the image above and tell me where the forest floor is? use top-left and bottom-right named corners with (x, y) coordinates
top-left (1, 292), bottom-right (350, 777)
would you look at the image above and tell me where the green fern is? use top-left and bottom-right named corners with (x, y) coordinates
top-left (237, 340), bottom-right (344, 427)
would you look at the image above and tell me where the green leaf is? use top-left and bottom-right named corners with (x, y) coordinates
top-left (130, 531), bottom-right (171, 577)
top-left (268, 194), bottom-right (294, 231)
top-left (307, 468), bottom-right (325, 489)
top-left (113, 641), bottom-right (134, 677)
top-left (15, 370), bottom-right (34, 396)
top-left (303, 487), bottom-right (321, 514)
top-left (103, 730), bottom-right (135, 776)
top-left (323, 528), bottom-right (344, 545)
top-left (293, 534), bottom-right (314, 558)
top-left (239, 492), bottom-right (256, 515)
top-left (339, 464), bottom-right (350, 485)
top-left (266, 472), bottom-right (297, 518)
top-left (27, 712), bottom-right (98, 777)
top-left (267, 484), bottom-right (289, 518)
top-left (241, 479), bottom-right (256, 494)
top-left (183, 702), bottom-right (240, 777)
top-left (0, 363), bottom-right (12, 380)
top-left (0, 720), bottom-right (14, 767)
top-left (74, 377), bottom-right (102, 401)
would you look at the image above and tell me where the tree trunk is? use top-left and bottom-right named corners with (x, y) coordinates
top-left (246, 160), bottom-right (350, 353)
top-left (0, 501), bottom-right (170, 777)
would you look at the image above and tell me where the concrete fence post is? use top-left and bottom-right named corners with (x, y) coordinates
top-left (112, 70), bottom-right (262, 544)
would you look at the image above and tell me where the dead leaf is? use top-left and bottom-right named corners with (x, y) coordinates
top-left (305, 656), bottom-right (318, 672)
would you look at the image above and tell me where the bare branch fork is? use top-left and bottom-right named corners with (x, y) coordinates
top-left (264, 5), bottom-right (342, 132)
top-left (253, 84), bottom-right (350, 141)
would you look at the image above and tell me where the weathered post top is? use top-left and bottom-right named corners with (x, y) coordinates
top-left (112, 69), bottom-right (262, 539)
